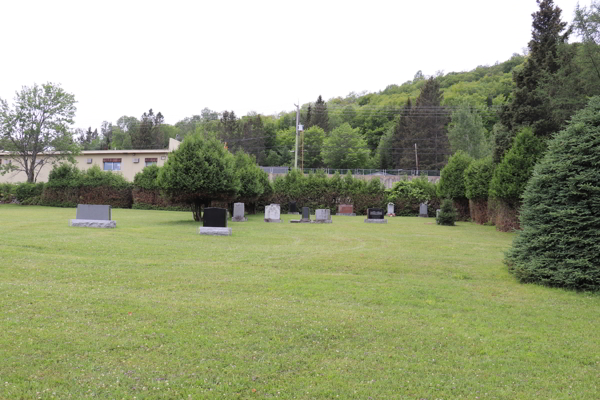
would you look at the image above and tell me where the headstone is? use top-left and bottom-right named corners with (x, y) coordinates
top-left (315, 209), bottom-right (332, 223)
top-left (337, 204), bottom-right (356, 216)
top-left (419, 203), bottom-right (428, 218)
top-left (199, 207), bottom-right (232, 235)
top-left (232, 203), bottom-right (247, 222)
top-left (69, 204), bottom-right (116, 228)
top-left (364, 208), bottom-right (387, 224)
top-left (291, 206), bottom-right (312, 223)
top-left (288, 201), bottom-right (299, 214)
top-left (387, 202), bottom-right (395, 216)
top-left (264, 204), bottom-right (282, 223)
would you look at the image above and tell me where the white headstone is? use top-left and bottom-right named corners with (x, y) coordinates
top-left (264, 204), bottom-right (282, 222)
top-left (419, 203), bottom-right (428, 217)
top-left (387, 203), bottom-right (395, 215)
top-left (232, 202), bottom-right (247, 222)
top-left (315, 209), bottom-right (332, 223)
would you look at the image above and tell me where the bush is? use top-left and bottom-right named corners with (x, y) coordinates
top-left (438, 150), bottom-right (473, 220)
top-left (505, 96), bottom-right (600, 291)
top-left (387, 177), bottom-right (439, 216)
top-left (15, 182), bottom-right (44, 205)
top-left (437, 198), bottom-right (456, 226)
top-left (0, 183), bottom-right (16, 203)
top-left (133, 165), bottom-right (161, 190)
top-left (464, 157), bottom-right (495, 224)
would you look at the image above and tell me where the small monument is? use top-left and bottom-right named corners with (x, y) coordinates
top-left (291, 207), bottom-right (311, 223)
top-left (264, 204), bottom-right (283, 223)
top-left (387, 202), bottom-right (395, 216)
top-left (364, 208), bottom-right (387, 224)
top-left (315, 209), bottom-right (332, 223)
top-left (232, 203), bottom-right (247, 222)
top-left (419, 203), bottom-right (428, 218)
top-left (288, 201), bottom-right (299, 215)
top-left (337, 204), bottom-right (356, 216)
top-left (199, 207), bottom-right (232, 236)
top-left (436, 209), bottom-right (441, 224)
top-left (69, 204), bottom-right (116, 228)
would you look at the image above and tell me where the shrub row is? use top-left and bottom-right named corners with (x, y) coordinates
top-left (5, 164), bottom-right (441, 217)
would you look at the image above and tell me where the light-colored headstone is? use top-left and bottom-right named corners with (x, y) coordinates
top-left (198, 227), bottom-right (232, 236)
top-left (315, 209), bottom-right (332, 223)
top-left (387, 202), bottom-right (395, 215)
top-left (264, 204), bottom-right (282, 223)
top-left (69, 219), bottom-right (116, 228)
top-left (419, 203), bottom-right (428, 217)
top-left (232, 202), bottom-right (247, 222)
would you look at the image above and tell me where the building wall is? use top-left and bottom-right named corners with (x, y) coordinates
top-left (0, 138), bottom-right (181, 184)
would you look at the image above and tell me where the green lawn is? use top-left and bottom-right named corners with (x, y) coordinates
top-left (0, 205), bottom-right (598, 399)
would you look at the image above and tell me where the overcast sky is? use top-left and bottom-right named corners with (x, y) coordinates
top-left (0, 0), bottom-right (591, 130)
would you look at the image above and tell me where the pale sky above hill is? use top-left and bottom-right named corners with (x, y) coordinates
top-left (0, 0), bottom-right (591, 130)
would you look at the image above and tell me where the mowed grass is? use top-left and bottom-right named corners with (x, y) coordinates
top-left (0, 205), bottom-right (598, 399)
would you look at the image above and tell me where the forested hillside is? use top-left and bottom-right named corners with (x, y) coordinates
top-left (75, 0), bottom-right (600, 172)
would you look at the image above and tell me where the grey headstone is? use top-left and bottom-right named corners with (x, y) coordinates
top-left (436, 209), bottom-right (441, 224)
top-left (387, 203), bottom-right (395, 215)
top-left (198, 227), bottom-right (232, 236)
top-left (264, 204), bottom-right (282, 222)
top-left (69, 219), bottom-right (116, 228)
top-left (76, 204), bottom-right (112, 220)
top-left (232, 202), bottom-right (247, 222)
top-left (419, 203), bottom-right (428, 218)
top-left (315, 209), bottom-right (332, 223)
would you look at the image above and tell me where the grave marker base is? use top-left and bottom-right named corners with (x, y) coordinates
top-left (364, 219), bottom-right (388, 224)
top-left (231, 216), bottom-right (247, 222)
top-left (198, 227), bottom-right (232, 236)
top-left (264, 218), bottom-right (283, 223)
top-left (69, 219), bottom-right (116, 228)
top-left (336, 213), bottom-right (356, 216)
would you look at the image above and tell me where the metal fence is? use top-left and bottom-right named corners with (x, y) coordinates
top-left (260, 167), bottom-right (440, 177)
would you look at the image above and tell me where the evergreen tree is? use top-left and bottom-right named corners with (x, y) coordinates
top-left (437, 199), bottom-right (456, 226)
top-left (311, 95), bottom-right (329, 132)
top-left (506, 96), bottom-right (600, 291)
top-left (500, 0), bottom-right (571, 138)
top-left (132, 109), bottom-right (164, 149)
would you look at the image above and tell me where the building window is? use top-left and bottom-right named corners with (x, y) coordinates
top-left (103, 158), bottom-right (122, 171)
top-left (145, 158), bottom-right (158, 167)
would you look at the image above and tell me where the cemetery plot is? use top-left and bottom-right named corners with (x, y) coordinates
top-left (199, 207), bottom-right (232, 236)
top-left (69, 204), bottom-right (116, 228)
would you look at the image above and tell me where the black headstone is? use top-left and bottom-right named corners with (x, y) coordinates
top-left (289, 201), bottom-right (297, 213)
top-left (367, 208), bottom-right (385, 219)
top-left (203, 207), bottom-right (227, 227)
top-left (302, 207), bottom-right (310, 219)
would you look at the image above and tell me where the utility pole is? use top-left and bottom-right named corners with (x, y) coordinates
top-left (414, 143), bottom-right (419, 174)
top-left (294, 102), bottom-right (300, 169)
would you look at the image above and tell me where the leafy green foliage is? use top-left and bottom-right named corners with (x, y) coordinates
top-left (234, 151), bottom-right (267, 203)
top-left (506, 96), bottom-right (600, 291)
top-left (14, 182), bottom-right (44, 205)
top-left (0, 82), bottom-right (79, 182)
top-left (489, 128), bottom-right (545, 206)
top-left (158, 134), bottom-right (240, 221)
top-left (133, 165), bottom-right (161, 190)
top-left (0, 183), bottom-right (16, 203)
top-left (437, 198), bottom-right (456, 226)
top-left (448, 103), bottom-right (490, 159)
top-left (322, 123), bottom-right (371, 169)
top-left (438, 150), bottom-right (473, 200)
top-left (387, 177), bottom-right (439, 216)
top-left (464, 156), bottom-right (494, 200)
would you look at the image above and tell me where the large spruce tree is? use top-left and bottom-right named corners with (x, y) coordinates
top-left (500, 0), bottom-right (571, 139)
top-left (505, 96), bottom-right (600, 291)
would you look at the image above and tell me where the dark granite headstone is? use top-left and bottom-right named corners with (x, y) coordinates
top-left (367, 208), bottom-right (385, 219)
top-left (302, 207), bottom-right (310, 220)
top-left (289, 201), bottom-right (297, 213)
top-left (203, 207), bottom-right (227, 227)
top-left (76, 204), bottom-right (112, 220)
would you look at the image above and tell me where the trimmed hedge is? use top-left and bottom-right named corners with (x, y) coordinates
top-left (15, 182), bottom-right (45, 205)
